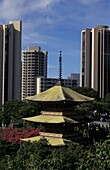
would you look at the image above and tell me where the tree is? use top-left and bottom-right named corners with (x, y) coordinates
top-left (71, 87), bottom-right (99, 99)
top-left (0, 100), bottom-right (39, 127)
top-left (76, 142), bottom-right (110, 170)
top-left (13, 139), bottom-right (50, 170)
top-left (104, 93), bottom-right (110, 102)
top-left (0, 100), bottom-right (20, 126)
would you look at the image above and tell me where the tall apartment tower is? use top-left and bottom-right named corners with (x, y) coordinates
top-left (0, 21), bottom-right (22, 106)
top-left (80, 26), bottom-right (110, 98)
top-left (22, 46), bottom-right (48, 100)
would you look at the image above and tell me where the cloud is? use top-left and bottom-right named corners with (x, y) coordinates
top-left (0, 0), bottom-right (60, 21)
top-left (0, 0), bottom-right (100, 33)
top-left (78, 0), bottom-right (100, 5)
top-left (1, 0), bottom-right (110, 79)
top-left (48, 65), bottom-right (58, 69)
top-left (33, 41), bottom-right (47, 44)
top-left (0, 0), bottom-right (109, 50)
top-left (0, 0), bottom-right (25, 20)
top-left (0, 0), bottom-right (109, 30)
top-left (30, 0), bottom-right (58, 10)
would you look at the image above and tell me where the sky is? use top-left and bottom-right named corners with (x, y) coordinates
top-left (0, 0), bottom-right (109, 78)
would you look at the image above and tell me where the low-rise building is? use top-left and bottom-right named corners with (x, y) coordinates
top-left (68, 73), bottom-right (80, 86)
top-left (36, 77), bottom-right (77, 94)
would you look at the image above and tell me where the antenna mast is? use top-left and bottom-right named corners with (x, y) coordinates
top-left (59, 51), bottom-right (62, 81)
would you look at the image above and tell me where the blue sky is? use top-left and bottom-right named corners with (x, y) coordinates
top-left (0, 0), bottom-right (109, 78)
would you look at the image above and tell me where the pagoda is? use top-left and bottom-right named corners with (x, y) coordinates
top-left (22, 52), bottom-right (94, 146)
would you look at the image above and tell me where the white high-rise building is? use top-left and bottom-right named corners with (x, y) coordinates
top-left (22, 46), bottom-right (48, 100)
top-left (80, 26), bottom-right (110, 98)
top-left (0, 21), bottom-right (22, 105)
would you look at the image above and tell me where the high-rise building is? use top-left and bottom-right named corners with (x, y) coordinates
top-left (22, 46), bottom-right (48, 100)
top-left (0, 21), bottom-right (22, 105)
top-left (80, 26), bottom-right (110, 98)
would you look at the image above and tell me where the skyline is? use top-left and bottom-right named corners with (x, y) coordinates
top-left (0, 0), bottom-right (109, 78)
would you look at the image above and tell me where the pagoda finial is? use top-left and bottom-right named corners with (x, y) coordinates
top-left (56, 51), bottom-right (63, 86)
top-left (59, 51), bottom-right (62, 81)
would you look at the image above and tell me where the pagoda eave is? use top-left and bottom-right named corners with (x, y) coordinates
top-left (22, 115), bottom-right (79, 124)
top-left (21, 135), bottom-right (71, 146)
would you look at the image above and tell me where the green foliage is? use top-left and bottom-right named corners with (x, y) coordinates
top-left (0, 155), bottom-right (13, 170)
top-left (76, 142), bottom-right (110, 170)
top-left (0, 91), bottom-right (110, 169)
top-left (104, 93), bottom-right (110, 102)
top-left (75, 98), bottom-right (110, 121)
top-left (0, 100), bottom-right (39, 127)
top-left (0, 139), bottom-right (19, 160)
top-left (71, 86), bottom-right (98, 99)
top-left (0, 138), bottom-right (109, 170)
top-left (12, 139), bottom-right (50, 170)
top-left (0, 139), bottom-right (78, 169)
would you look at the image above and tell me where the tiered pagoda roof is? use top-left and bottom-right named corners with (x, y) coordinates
top-left (21, 135), bottom-right (71, 146)
top-left (25, 85), bottom-right (94, 102)
top-left (21, 52), bottom-right (94, 146)
top-left (22, 84), bottom-right (94, 146)
top-left (23, 115), bottom-right (78, 124)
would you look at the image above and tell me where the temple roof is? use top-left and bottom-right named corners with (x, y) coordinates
top-left (21, 136), bottom-right (71, 146)
top-left (26, 85), bottom-right (94, 102)
top-left (23, 115), bottom-right (79, 124)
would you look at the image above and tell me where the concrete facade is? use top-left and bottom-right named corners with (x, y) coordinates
top-left (68, 73), bottom-right (80, 86)
top-left (36, 77), bottom-right (77, 94)
top-left (22, 46), bottom-right (48, 100)
top-left (80, 26), bottom-right (110, 98)
top-left (0, 21), bottom-right (22, 105)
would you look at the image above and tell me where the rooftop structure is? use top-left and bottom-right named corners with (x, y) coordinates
top-left (21, 52), bottom-right (94, 146)
top-left (68, 73), bottom-right (80, 86)
top-left (36, 77), bottom-right (77, 95)
top-left (22, 83), bottom-right (94, 146)
top-left (26, 85), bottom-right (93, 102)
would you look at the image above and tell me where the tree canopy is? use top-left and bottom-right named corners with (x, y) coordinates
top-left (71, 86), bottom-right (99, 99)
top-left (0, 139), bottom-right (109, 170)
top-left (0, 100), bottom-right (39, 127)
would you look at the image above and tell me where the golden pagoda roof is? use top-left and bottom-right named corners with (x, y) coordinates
top-left (22, 115), bottom-right (78, 123)
top-left (21, 136), bottom-right (71, 146)
top-left (26, 85), bottom-right (94, 102)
